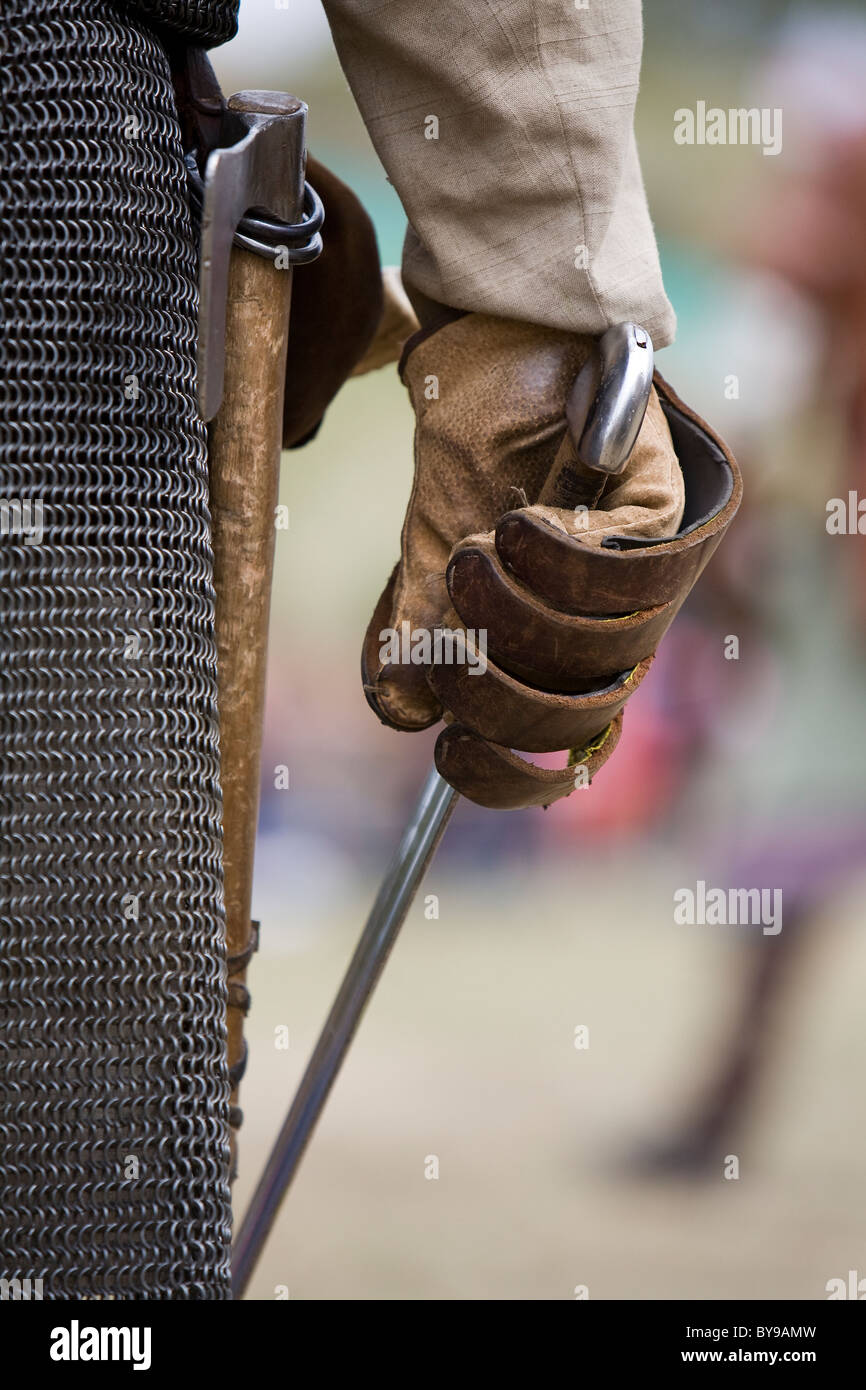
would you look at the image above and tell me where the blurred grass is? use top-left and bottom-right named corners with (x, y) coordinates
top-left (238, 856), bottom-right (866, 1300)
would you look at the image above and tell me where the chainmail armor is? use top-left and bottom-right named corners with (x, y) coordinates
top-left (121, 0), bottom-right (240, 47)
top-left (0, 1), bottom-right (232, 1299)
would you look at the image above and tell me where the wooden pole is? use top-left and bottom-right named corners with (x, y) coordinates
top-left (208, 241), bottom-right (293, 1172)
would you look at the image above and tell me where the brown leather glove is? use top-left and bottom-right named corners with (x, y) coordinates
top-left (362, 313), bottom-right (741, 809)
top-left (282, 157), bottom-right (384, 447)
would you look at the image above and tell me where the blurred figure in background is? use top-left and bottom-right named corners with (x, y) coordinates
top-left (631, 9), bottom-right (866, 1173)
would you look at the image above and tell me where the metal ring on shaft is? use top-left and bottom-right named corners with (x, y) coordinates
top-left (185, 153), bottom-right (324, 263)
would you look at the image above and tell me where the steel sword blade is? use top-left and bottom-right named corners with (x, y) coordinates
top-left (232, 765), bottom-right (458, 1295)
top-left (231, 322), bottom-right (654, 1294)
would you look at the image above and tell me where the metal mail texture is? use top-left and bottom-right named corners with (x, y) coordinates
top-left (121, 0), bottom-right (240, 47)
top-left (0, 1), bottom-right (232, 1298)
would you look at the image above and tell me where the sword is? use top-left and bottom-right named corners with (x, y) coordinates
top-left (232, 321), bottom-right (655, 1297)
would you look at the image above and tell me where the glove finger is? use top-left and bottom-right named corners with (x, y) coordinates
top-left (532, 383), bottom-right (685, 544)
top-left (496, 504), bottom-right (720, 616)
top-left (361, 566), bottom-right (444, 731)
top-left (574, 383), bottom-right (686, 539)
top-left (427, 645), bottom-right (650, 753)
top-left (447, 532), bottom-right (676, 689)
top-left (434, 714), bottom-right (623, 811)
top-left (495, 373), bottom-right (742, 614)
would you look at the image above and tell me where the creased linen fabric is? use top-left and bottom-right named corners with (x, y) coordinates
top-left (321, 0), bottom-right (675, 344)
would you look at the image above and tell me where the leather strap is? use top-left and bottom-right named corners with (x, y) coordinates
top-left (428, 652), bottom-right (651, 753)
top-left (447, 534), bottom-right (677, 688)
top-left (434, 713), bottom-right (623, 811)
top-left (226, 921), bottom-right (260, 1136)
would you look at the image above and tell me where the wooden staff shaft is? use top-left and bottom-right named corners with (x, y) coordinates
top-left (208, 247), bottom-right (292, 1148)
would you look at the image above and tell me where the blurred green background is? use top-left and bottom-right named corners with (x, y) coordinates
top-left (212, 1), bottom-right (866, 1300)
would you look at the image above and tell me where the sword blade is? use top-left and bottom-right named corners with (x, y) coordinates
top-left (232, 764), bottom-right (459, 1296)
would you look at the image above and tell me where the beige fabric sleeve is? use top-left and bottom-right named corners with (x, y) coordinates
top-left (320, 0), bottom-right (675, 346)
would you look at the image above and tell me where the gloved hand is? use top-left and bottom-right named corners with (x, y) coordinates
top-left (362, 313), bottom-right (741, 809)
